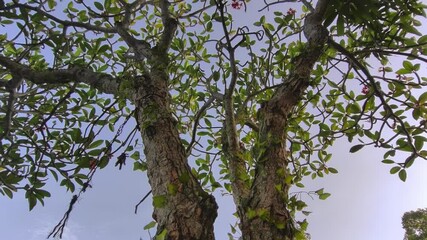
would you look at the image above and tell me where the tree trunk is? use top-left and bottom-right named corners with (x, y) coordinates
top-left (238, 1), bottom-right (331, 239)
top-left (135, 65), bottom-right (217, 239)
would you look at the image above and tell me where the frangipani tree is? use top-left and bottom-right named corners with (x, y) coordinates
top-left (0, 0), bottom-right (426, 239)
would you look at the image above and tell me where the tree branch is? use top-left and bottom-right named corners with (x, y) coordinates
top-left (0, 74), bottom-right (22, 140)
top-left (354, 49), bottom-right (427, 64)
top-left (0, 56), bottom-right (123, 96)
top-left (4, 3), bottom-right (116, 33)
top-left (258, 0), bottom-right (313, 12)
top-left (115, 22), bottom-right (153, 61)
top-left (186, 96), bottom-right (215, 156)
top-left (328, 38), bottom-right (419, 162)
top-left (216, 0), bottom-right (250, 204)
top-left (158, 0), bottom-right (178, 53)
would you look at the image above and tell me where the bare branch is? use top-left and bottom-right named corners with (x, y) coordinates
top-left (134, 190), bottom-right (152, 214)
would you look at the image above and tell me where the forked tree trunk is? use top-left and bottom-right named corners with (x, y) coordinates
top-left (135, 1), bottom-right (330, 239)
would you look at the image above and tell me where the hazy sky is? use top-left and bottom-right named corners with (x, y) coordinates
top-left (1, 1), bottom-right (427, 240)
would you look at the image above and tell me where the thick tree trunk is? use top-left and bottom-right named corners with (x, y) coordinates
top-left (238, 1), bottom-right (331, 239)
top-left (134, 67), bottom-right (217, 239)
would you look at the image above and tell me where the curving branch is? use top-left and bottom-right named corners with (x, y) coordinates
top-left (2, 3), bottom-right (116, 33)
top-left (328, 39), bottom-right (420, 164)
top-left (216, 0), bottom-right (250, 205)
top-left (186, 96), bottom-right (215, 156)
top-left (0, 56), bottom-right (124, 97)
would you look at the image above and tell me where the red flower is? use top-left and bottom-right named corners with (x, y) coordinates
top-left (231, 0), bottom-right (242, 9)
top-left (287, 8), bottom-right (296, 15)
top-left (362, 85), bottom-right (369, 94)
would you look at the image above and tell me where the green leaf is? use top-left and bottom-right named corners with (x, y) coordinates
top-left (403, 61), bottom-right (414, 71)
top-left (3, 187), bottom-right (13, 199)
top-left (315, 188), bottom-right (324, 194)
top-left (404, 154), bottom-right (416, 168)
top-left (319, 193), bottom-right (331, 200)
top-left (247, 208), bottom-right (257, 219)
top-left (396, 68), bottom-right (412, 75)
top-left (178, 172), bottom-right (190, 184)
top-left (153, 195), bottom-right (167, 208)
top-left (36, 189), bottom-right (51, 198)
top-left (104, 0), bottom-right (112, 9)
top-left (156, 229), bottom-right (167, 240)
top-left (414, 136), bottom-right (426, 151)
top-left (26, 193), bottom-right (37, 211)
top-left (167, 183), bottom-right (178, 195)
top-left (390, 166), bottom-right (401, 174)
top-left (405, 25), bottom-right (422, 36)
top-left (418, 35), bottom-right (427, 44)
top-left (381, 159), bottom-right (395, 164)
top-left (133, 161), bottom-right (147, 171)
top-left (130, 151), bottom-right (140, 160)
top-left (98, 156), bottom-right (109, 169)
top-left (336, 14), bottom-right (344, 36)
top-left (349, 144), bottom-right (364, 153)
top-left (94, 2), bottom-right (104, 11)
top-left (88, 140), bottom-right (104, 149)
top-left (347, 103), bottom-right (361, 114)
top-left (143, 221), bottom-right (157, 230)
top-left (419, 92), bottom-right (427, 104)
top-left (399, 169), bottom-right (407, 182)
top-left (48, 0), bottom-right (56, 9)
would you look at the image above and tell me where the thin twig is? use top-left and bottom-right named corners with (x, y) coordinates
top-left (185, 96), bottom-right (215, 155)
top-left (134, 190), bottom-right (152, 214)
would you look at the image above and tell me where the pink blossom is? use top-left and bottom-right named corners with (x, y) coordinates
top-left (362, 85), bottom-right (369, 94)
top-left (231, 0), bottom-right (242, 9)
top-left (287, 8), bottom-right (296, 15)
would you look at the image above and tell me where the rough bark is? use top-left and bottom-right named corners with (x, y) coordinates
top-left (133, 63), bottom-right (218, 239)
top-left (131, 29), bottom-right (218, 240)
top-left (122, 2), bottom-right (218, 238)
top-left (239, 1), bottom-right (331, 239)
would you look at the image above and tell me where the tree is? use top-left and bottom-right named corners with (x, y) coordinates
top-left (402, 208), bottom-right (427, 240)
top-left (0, 0), bottom-right (426, 239)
